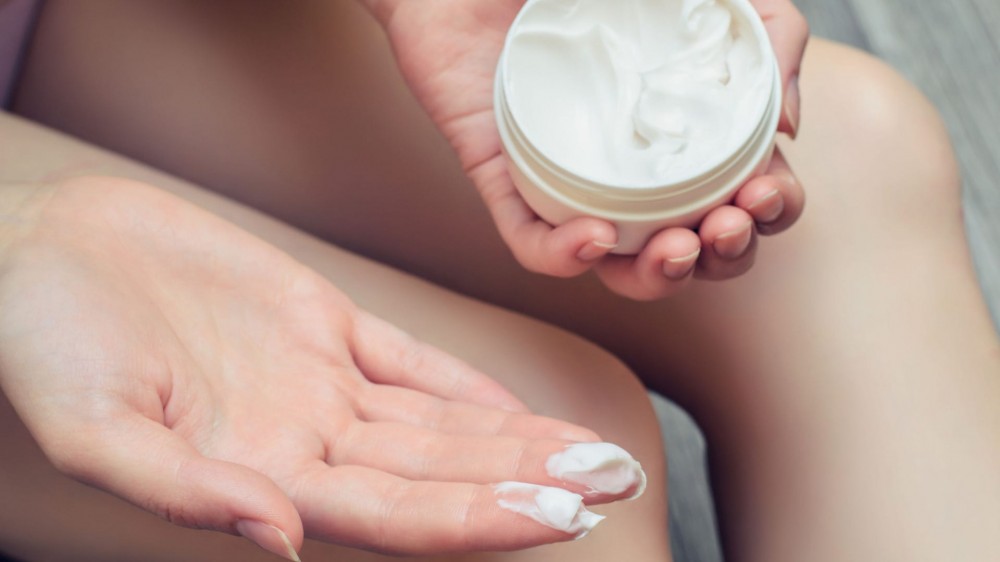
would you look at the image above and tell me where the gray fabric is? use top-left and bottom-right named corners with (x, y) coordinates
top-left (653, 393), bottom-right (724, 562)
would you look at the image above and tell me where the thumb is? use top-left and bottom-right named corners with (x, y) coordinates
top-left (752, 0), bottom-right (809, 138)
top-left (51, 413), bottom-right (303, 561)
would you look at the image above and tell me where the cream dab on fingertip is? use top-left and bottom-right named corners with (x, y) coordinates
top-left (546, 442), bottom-right (647, 500)
top-left (493, 482), bottom-right (606, 538)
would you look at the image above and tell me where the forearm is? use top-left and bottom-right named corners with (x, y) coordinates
top-left (0, 110), bottom-right (131, 258)
top-left (0, 112), bottom-right (373, 279)
top-left (0, 112), bottom-right (245, 238)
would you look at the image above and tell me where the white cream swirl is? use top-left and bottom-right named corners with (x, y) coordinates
top-left (504, 0), bottom-right (771, 187)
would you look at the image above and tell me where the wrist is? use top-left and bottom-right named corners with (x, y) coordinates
top-left (0, 182), bottom-right (55, 261)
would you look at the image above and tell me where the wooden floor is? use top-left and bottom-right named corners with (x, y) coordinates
top-left (664, 2), bottom-right (1000, 561)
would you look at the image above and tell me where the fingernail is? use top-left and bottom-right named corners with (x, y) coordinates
top-left (713, 222), bottom-right (754, 260)
top-left (663, 248), bottom-right (701, 280)
top-left (236, 520), bottom-right (301, 562)
top-left (747, 189), bottom-right (784, 224)
top-left (576, 240), bottom-right (616, 262)
top-left (494, 482), bottom-right (606, 539)
top-left (546, 443), bottom-right (647, 500)
top-left (783, 75), bottom-right (800, 140)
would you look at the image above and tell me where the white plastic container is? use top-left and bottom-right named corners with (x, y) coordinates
top-left (495, 0), bottom-right (782, 254)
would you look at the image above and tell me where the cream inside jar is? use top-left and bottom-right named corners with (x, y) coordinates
top-left (504, 0), bottom-right (772, 188)
top-left (496, 0), bottom-right (781, 253)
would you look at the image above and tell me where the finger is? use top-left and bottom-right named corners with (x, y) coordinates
top-left (751, 0), bottom-right (809, 137)
top-left (295, 464), bottom-right (604, 554)
top-left (733, 148), bottom-right (805, 235)
top-left (330, 421), bottom-right (645, 502)
top-left (593, 228), bottom-right (701, 301)
top-left (51, 413), bottom-right (303, 561)
top-left (358, 384), bottom-right (601, 442)
top-left (694, 206), bottom-right (759, 281)
top-left (351, 311), bottom-right (529, 413)
top-left (474, 159), bottom-right (618, 276)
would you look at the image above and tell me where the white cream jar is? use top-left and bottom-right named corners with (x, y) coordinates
top-left (495, 0), bottom-right (782, 254)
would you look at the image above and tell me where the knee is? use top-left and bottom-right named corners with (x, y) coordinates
top-left (537, 333), bottom-right (668, 500)
top-left (507, 325), bottom-right (663, 461)
top-left (546, 333), bottom-right (657, 433)
top-left (797, 40), bottom-right (961, 218)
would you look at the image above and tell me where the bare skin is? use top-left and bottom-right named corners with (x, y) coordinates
top-left (0, 120), bottom-right (669, 562)
top-left (3, 1), bottom-right (999, 561)
top-left (0, 174), bottom-right (661, 557)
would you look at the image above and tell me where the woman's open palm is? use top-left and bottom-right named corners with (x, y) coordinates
top-left (0, 178), bottom-right (636, 559)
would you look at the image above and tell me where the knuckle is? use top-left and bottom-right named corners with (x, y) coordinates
top-left (514, 241), bottom-right (553, 273)
top-left (413, 439), bottom-right (433, 480)
top-left (160, 501), bottom-right (201, 529)
top-left (374, 480), bottom-right (407, 553)
top-left (477, 179), bottom-right (509, 209)
top-left (516, 251), bottom-right (569, 278)
top-left (519, 259), bottom-right (548, 276)
top-left (510, 441), bottom-right (531, 480)
top-left (397, 340), bottom-right (430, 377)
top-left (425, 400), bottom-right (450, 432)
top-left (457, 487), bottom-right (479, 551)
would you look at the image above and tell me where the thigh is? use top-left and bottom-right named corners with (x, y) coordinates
top-left (0, 114), bottom-right (668, 561)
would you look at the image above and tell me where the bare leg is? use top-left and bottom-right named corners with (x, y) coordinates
top-left (12, 1), bottom-right (1000, 560)
top-left (648, 44), bottom-right (1000, 561)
